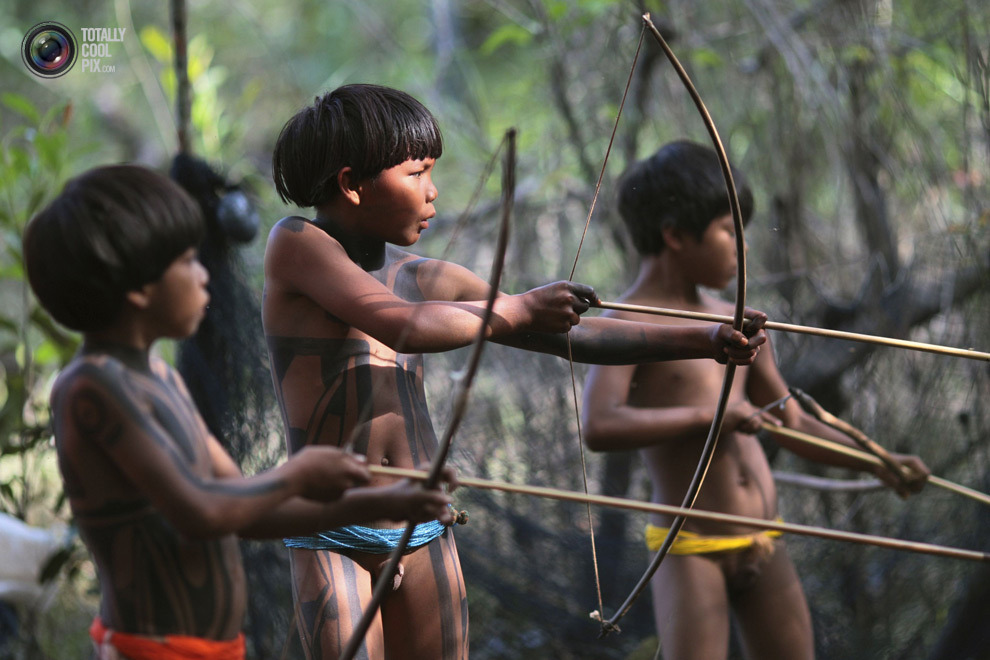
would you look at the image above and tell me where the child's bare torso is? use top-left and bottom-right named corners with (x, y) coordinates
top-left (264, 239), bottom-right (440, 490)
top-left (52, 354), bottom-right (246, 639)
top-left (624, 296), bottom-right (779, 534)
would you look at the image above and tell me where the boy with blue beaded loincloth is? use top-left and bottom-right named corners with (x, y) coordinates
top-left (265, 86), bottom-right (770, 660)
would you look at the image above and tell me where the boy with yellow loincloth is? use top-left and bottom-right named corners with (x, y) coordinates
top-left (581, 140), bottom-right (930, 660)
top-left (24, 165), bottom-right (457, 660)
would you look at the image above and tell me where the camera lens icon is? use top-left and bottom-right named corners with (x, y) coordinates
top-left (22, 22), bottom-right (77, 78)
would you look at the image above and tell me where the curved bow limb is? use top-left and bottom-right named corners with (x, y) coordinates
top-left (594, 12), bottom-right (749, 638)
top-left (337, 129), bottom-right (517, 660)
top-left (761, 423), bottom-right (990, 508)
top-left (788, 387), bottom-right (922, 491)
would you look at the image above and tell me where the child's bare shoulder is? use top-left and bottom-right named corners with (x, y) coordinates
top-left (264, 216), bottom-right (350, 281)
top-left (54, 352), bottom-right (183, 411)
top-left (269, 215), bottom-right (345, 246)
top-left (420, 256), bottom-right (490, 301)
top-left (380, 245), bottom-right (486, 302)
top-left (149, 356), bottom-right (183, 389)
top-left (54, 353), bottom-right (131, 396)
top-left (50, 354), bottom-right (145, 448)
top-left (271, 215), bottom-right (311, 234)
top-left (269, 216), bottom-right (331, 246)
top-left (698, 292), bottom-right (736, 316)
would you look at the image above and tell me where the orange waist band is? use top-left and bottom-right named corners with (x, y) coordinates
top-left (90, 617), bottom-right (245, 660)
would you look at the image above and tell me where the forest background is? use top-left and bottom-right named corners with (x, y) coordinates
top-left (0, 0), bottom-right (988, 658)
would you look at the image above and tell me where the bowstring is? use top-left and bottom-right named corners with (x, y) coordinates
top-left (564, 21), bottom-right (647, 625)
top-left (598, 13), bottom-right (749, 638)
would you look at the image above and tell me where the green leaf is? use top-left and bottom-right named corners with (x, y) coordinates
top-left (32, 340), bottom-right (61, 368)
top-left (576, 0), bottom-right (620, 16)
top-left (840, 44), bottom-right (873, 66)
top-left (33, 131), bottom-right (67, 175)
top-left (24, 187), bottom-right (49, 221)
top-left (691, 47), bottom-right (725, 69)
top-left (0, 259), bottom-right (24, 279)
top-left (5, 145), bottom-right (30, 179)
top-left (140, 25), bottom-right (173, 63)
top-left (480, 24), bottom-right (533, 56)
top-left (545, 0), bottom-right (569, 21)
top-left (1, 94), bottom-right (40, 124)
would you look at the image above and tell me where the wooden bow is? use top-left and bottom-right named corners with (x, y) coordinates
top-left (788, 387), bottom-right (924, 492)
top-left (760, 423), bottom-right (990, 508)
top-left (593, 13), bottom-right (749, 637)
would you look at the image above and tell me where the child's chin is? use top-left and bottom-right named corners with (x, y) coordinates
top-left (716, 275), bottom-right (737, 289)
top-left (176, 317), bottom-right (206, 339)
top-left (173, 329), bottom-right (199, 341)
top-left (702, 279), bottom-right (731, 291)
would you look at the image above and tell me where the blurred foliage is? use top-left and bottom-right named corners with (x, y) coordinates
top-left (0, 92), bottom-right (89, 659)
top-left (0, 0), bottom-right (987, 658)
top-left (0, 92), bottom-right (81, 514)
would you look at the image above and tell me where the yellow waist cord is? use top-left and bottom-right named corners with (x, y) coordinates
top-left (645, 521), bottom-right (783, 556)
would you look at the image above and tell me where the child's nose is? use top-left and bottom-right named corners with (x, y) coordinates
top-left (197, 260), bottom-right (210, 285)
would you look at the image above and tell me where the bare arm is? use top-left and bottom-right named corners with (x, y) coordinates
top-left (501, 312), bottom-right (764, 365)
top-left (581, 359), bottom-right (724, 451)
top-left (61, 359), bottom-right (371, 540)
top-left (443, 260), bottom-right (768, 366)
top-left (579, 308), bottom-right (766, 451)
top-left (746, 334), bottom-right (930, 495)
top-left (264, 218), bottom-right (591, 350)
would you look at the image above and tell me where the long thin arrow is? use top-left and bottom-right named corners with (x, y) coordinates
top-left (593, 300), bottom-right (990, 362)
top-left (368, 465), bottom-right (989, 563)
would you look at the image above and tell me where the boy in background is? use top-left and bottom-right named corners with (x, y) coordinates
top-left (24, 164), bottom-right (455, 659)
top-left (582, 140), bottom-right (929, 660)
top-left (266, 85), bottom-right (769, 659)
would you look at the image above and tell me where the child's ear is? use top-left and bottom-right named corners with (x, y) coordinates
top-left (337, 167), bottom-right (361, 206)
top-left (661, 225), bottom-right (685, 251)
top-left (125, 285), bottom-right (153, 310)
